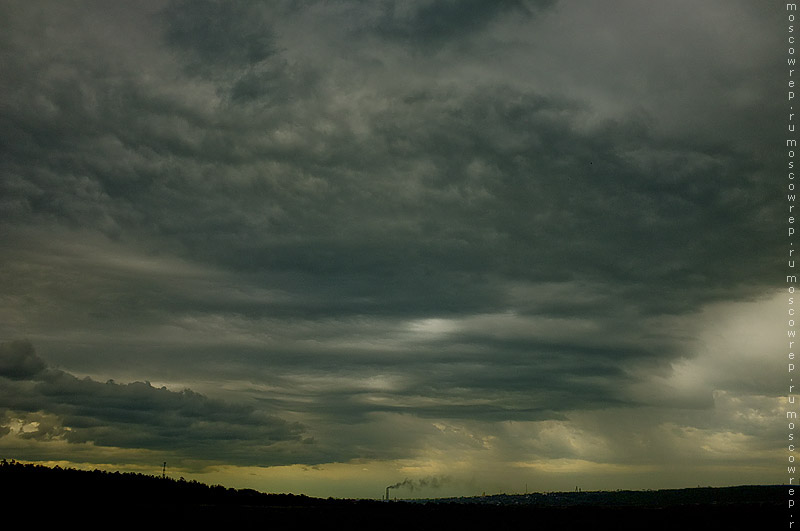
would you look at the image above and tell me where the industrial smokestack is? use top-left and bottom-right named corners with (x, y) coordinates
top-left (385, 476), bottom-right (449, 500)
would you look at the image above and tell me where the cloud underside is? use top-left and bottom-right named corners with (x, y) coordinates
top-left (0, 341), bottom-right (306, 467)
top-left (0, 0), bottom-right (783, 485)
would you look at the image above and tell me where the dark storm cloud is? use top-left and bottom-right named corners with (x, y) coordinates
top-left (0, 341), bottom-right (306, 466)
top-left (0, 341), bottom-right (47, 380)
top-left (161, 0), bottom-right (277, 69)
top-left (0, 0), bottom-right (783, 477)
top-left (369, 0), bottom-right (556, 49)
top-left (0, 1), bottom-right (776, 323)
top-left (159, 0), bottom-right (320, 105)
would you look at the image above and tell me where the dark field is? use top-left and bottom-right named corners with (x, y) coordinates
top-left (1, 460), bottom-right (785, 529)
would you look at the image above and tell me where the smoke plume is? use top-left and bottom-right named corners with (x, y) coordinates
top-left (386, 476), bottom-right (450, 493)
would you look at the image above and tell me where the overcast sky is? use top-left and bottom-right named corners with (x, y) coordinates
top-left (0, 0), bottom-right (786, 499)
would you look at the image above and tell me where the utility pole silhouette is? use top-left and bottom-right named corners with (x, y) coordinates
top-left (162, 462), bottom-right (167, 479)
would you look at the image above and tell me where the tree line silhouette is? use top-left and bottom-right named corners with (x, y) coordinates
top-left (0, 459), bottom-right (785, 529)
top-left (0, 458), bottom-right (327, 508)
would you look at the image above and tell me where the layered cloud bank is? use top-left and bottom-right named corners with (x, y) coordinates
top-left (0, 1), bottom-right (783, 497)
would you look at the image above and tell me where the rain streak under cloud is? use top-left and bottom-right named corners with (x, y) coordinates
top-left (0, 0), bottom-right (785, 498)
